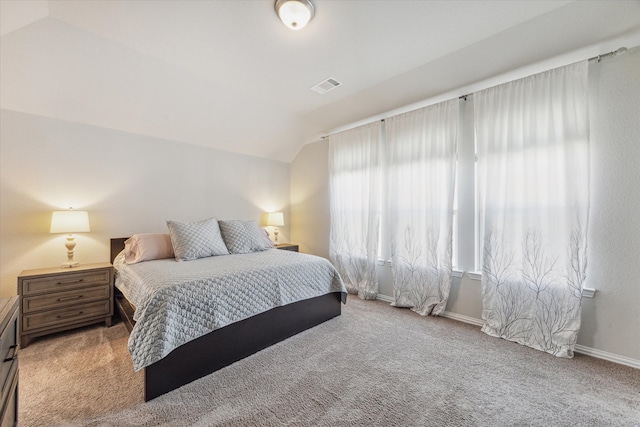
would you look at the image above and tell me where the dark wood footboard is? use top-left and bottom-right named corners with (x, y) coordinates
top-left (145, 291), bottom-right (342, 401)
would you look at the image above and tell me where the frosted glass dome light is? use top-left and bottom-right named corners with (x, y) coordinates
top-left (275, 0), bottom-right (315, 30)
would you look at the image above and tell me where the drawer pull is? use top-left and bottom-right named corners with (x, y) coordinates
top-left (57, 278), bottom-right (84, 285)
top-left (3, 345), bottom-right (18, 363)
top-left (57, 311), bottom-right (84, 319)
top-left (58, 295), bottom-right (84, 302)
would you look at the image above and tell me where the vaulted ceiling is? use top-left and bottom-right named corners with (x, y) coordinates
top-left (1, 1), bottom-right (639, 162)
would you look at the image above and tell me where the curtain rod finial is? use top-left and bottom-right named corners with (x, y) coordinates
top-left (614, 47), bottom-right (627, 56)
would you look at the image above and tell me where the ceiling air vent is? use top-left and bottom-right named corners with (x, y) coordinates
top-left (311, 77), bottom-right (342, 94)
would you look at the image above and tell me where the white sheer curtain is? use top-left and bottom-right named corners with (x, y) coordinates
top-left (329, 122), bottom-right (381, 300)
top-left (475, 61), bottom-right (589, 357)
top-left (385, 100), bottom-right (458, 316)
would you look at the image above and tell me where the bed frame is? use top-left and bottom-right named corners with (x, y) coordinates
top-left (110, 238), bottom-right (343, 401)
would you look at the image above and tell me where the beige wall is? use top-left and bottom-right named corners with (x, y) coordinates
top-left (290, 48), bottom-right (640, 362)
top-left (290, 139), bottom-right (330, 259)
top-left (0, 109), bottom-right (290, 296)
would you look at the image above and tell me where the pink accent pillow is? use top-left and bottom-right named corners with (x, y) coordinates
top-left (124, 233), bottom-right (175, 264)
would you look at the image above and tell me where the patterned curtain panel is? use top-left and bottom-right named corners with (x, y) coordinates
top-left (475, 61), bottom-right (589, 357)
top-left (329, 122), bottom-right (381, 300)
top-left (385, 100), bottom-right (458, 316)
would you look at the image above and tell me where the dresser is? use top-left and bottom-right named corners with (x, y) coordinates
top-left (17, 263), bottom-right (113, 348)
top-left (0, 297), bottom-right (19, 427)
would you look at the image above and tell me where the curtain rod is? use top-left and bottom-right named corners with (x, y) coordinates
top-left (455, 47), bottom-right (627, 101)
top-left (588, 47), bottom-right (627, 63)
top-left (321, 119), bottom-right (385, 139)
top-left (323, 46), bottom-right (628, 138)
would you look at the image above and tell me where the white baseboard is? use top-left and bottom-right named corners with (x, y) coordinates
top-left (377, 294), bottom-right (485, 327)
top-left (376, 294), bottom-right (393, 303)
top-left (375, 294), bottom-right (639, 369)
top-left (574, 345), bottom-right (640, 369)
top-left (442, 311), bottom-right (484, 327)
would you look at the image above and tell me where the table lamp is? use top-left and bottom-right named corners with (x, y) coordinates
top-left (50, 209), bottom-right (90, 268)
top-left (267, 212), bottom-right (284, 244)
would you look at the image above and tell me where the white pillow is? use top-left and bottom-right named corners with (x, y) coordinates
top-left (262, 229), bottom-right (275, 249)
top-left (124, 233), bottom-right (174, 264)
top-left (218, 220), bottom-right (272, 254)
top-left (166, 217), bottom-right (229, 261)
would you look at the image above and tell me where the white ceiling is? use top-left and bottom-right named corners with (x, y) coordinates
top-left (1, 1), bottom-right (639, 162)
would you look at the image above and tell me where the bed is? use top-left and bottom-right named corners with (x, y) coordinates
top-left (110, 237), bottom-right (347, 401)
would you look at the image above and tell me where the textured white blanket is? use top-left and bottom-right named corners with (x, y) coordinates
top-left (114, 249), bottom-right (346, 371)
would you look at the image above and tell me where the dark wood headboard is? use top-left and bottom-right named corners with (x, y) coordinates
top-left (110, 238), bottom-right (128, 264)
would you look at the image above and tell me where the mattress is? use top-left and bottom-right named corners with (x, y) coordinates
top-left (114, 249), bottom-right (347, 370)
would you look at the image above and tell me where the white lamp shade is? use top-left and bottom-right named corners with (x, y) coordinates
top-left (267, 212), bottom-right (285, 227)
top-left (275, 0), bottom-right (314, 30)
top-left (50, 210), bottom-right (91, 233)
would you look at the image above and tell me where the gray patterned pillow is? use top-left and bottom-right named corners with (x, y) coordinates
top-left (166, 217), bottom-right (229, 261)
top-left (218, 220), bottom-right (271, 254)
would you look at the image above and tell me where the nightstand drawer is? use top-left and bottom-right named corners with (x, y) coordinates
top-left (22, 284), bottom-right (111, 314)
top-left (22, 300), bottom-right (111, 332)
top-left (20, 269), bottom-right (111, 296)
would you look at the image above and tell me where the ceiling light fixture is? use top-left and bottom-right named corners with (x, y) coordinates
top-left (275, 0), bottom-right (315, 31)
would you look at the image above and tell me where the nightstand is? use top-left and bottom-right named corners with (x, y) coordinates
top-left (275, 243), bottom-right (299, 252)
top-left (17, 262), bottom-right (113, 348)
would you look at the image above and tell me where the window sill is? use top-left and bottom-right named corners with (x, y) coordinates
top-left (452, 269), bottom-right (464, 278)
top-left (467, 271), bottom-right (482, 281)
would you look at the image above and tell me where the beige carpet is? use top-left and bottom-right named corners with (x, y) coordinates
top-left (20, 297), bottom-right (640, 426)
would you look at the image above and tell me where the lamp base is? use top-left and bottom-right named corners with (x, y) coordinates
top-left (62, 236), bottom-right (79, 268)
top-left (61, 261), bottom-right (80, 268)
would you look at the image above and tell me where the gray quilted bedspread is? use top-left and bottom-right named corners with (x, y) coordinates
top-left (113, 249), bottom-right (347, 371)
